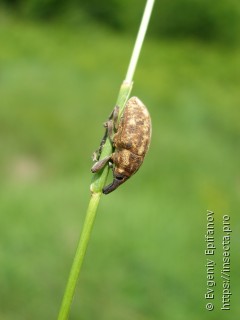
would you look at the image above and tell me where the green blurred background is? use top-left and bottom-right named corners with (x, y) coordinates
top-left (0, 0), bottom-right (240, 319)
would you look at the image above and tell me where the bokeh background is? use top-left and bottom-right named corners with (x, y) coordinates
top-left (0, 0), bottom-right (240, 319)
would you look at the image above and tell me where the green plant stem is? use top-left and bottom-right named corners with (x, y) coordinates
top-left (57, 0), bottom-right (155, 318)
top-left (57, 81), bottom-right (133, 320)
top-left (125, 0), bottom-right (155, 83)
top-left (57, 192), bottom-right (101, 320)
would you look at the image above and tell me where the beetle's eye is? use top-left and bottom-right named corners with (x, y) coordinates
top-left (115, 175), bottom-right (124, 181)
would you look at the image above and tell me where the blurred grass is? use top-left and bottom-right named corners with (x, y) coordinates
top-left (0, 17), bottom-right (240, 320)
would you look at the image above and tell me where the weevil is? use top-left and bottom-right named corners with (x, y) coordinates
top-left (91, 96), bottom-right (152, 194)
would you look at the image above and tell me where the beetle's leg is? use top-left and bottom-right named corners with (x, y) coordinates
top-left (92, 125), bottom-right (109, 162)
top-left (92, 151), bottom-right (99, 162)
top-left (112, 105), bottom-right (120, 131)
top-left (92, 106), bottom-right (119, 163)
top-left (91, 155), bottom-right (112, 173)
top-left (105, 105), bottom-right (119, 142)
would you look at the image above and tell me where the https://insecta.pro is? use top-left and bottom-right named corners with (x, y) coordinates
top-left (91, 96), bottom-right (152, 194)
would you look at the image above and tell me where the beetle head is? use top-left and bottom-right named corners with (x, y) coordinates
top-left (102, 172), bottom-right (128, 194)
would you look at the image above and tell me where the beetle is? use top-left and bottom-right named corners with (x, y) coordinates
top-left (91, 96), bottom-right (152, 194)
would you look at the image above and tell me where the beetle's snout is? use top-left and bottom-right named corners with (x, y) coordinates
top-left (102, 175), bottom-right (127, 195)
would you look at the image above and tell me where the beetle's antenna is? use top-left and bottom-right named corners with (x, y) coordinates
top-left (125, 0), bottom-right (155, 83)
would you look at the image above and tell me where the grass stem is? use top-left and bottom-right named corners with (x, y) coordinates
top-left (57, 193), bottom-right (100, 320)
top-left (125, 0), bottom-right (155, 83)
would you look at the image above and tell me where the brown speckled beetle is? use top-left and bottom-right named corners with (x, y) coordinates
top-left (91, 96), bottom-right (152, 194)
